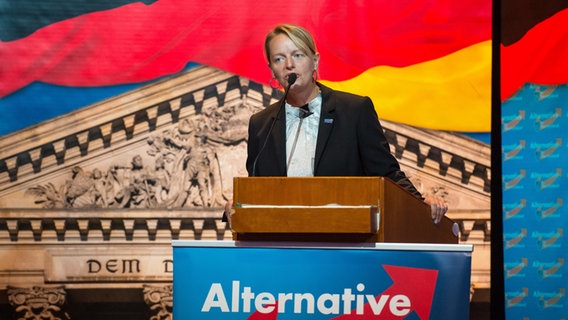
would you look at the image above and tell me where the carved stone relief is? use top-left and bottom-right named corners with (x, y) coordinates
top-left (24, 101), bottom-right (258, 209)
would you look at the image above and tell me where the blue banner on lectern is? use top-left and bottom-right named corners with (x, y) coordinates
top-left (173, 241), bottom-right (472, 319)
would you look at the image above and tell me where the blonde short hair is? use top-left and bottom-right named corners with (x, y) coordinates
top-left (264, 24), bottom-right (317, 63)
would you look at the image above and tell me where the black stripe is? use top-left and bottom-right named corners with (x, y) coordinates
top-left (0, 0), bottom-right (156, 42)
top-left (502, 0), bottom-right (568, 46)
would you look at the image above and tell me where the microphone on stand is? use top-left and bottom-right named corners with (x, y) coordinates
top-left (251, 73), bottom-right (297, 176)
top-left (286, 73), bottom-right (297, 90)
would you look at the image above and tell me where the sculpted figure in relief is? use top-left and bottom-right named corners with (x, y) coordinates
top-left (26, 101), bottom-right (257, 209)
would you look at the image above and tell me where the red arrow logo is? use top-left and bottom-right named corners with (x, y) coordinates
top-left (332, 265), bottom-right (438, 319)
top-left (247, 265), bottom-right (438, 319)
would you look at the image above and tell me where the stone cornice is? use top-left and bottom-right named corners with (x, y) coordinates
top-left (382, 120), bottom-right (491, 194)
top-left (0, 209), bottom-right (229, 243)
top-left (0, 209), bottom-right (488, 244)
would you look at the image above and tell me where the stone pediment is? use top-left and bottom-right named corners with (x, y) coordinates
top-left (0, 66), bottom-right (277, 209)
top-left (0, 65), bottom-right (490, 215)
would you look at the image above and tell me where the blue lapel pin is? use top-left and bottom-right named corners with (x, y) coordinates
top-left (324, 118), bottom-right (334, 124)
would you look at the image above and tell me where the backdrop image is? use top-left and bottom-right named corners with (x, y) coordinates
top-left (0, 1), bottom-right (494, 319)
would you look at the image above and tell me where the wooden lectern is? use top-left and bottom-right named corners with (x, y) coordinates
top-left (230, 177), bottom-right (458, 244)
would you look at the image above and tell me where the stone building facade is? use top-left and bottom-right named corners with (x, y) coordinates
top-left (0, 66), bottom-right (490, 319)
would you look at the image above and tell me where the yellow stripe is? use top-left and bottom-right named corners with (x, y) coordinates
top-left (321, 41), bottom-right (491, 132)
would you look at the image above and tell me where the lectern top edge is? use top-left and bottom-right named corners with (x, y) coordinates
top-left (172, 240), bottom-right (472, 252)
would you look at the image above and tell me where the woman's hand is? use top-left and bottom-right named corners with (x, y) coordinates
top-left (423, 195), bottom-right (448, 224)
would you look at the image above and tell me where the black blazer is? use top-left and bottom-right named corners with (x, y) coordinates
top-left (246, 83), bottom-right (422, 199)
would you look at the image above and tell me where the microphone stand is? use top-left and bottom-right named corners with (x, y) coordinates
top-left (251, 73), bottom-right (297, 176)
